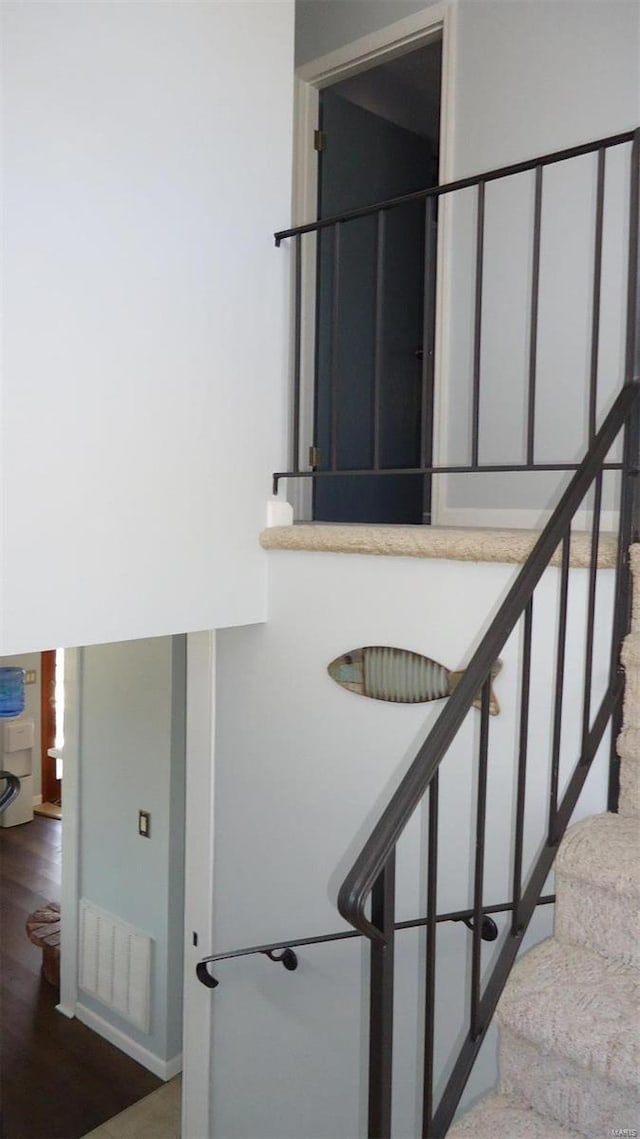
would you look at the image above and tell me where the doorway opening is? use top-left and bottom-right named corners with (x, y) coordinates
top-left (312, 37), bottom-right (443, 524)
top-left (39, 648), bottom-right (63, 818)
top-left (0, 637), bottom-right (187, 1138)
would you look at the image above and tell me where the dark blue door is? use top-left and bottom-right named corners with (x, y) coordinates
top-left (314, 90), bottom-right (437, 524)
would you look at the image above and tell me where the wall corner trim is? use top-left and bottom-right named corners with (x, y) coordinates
top-left (55, 1001), bottom-right (76, 1020)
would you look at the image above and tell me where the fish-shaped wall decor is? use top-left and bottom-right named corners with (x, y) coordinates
top-left (328, 646), bottom-right (501, 715)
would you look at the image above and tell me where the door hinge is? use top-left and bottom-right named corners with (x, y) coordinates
top-left (308, 445), bottom-right (321, 468)
top-left (313, 129), bottom-right (326, 153)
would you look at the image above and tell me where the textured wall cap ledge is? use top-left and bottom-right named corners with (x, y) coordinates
top-left (260, 524), bottom-right (617, 568)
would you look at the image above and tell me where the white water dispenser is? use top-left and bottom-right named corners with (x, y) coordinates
top-left (0, 717), bottom-right (34, 827)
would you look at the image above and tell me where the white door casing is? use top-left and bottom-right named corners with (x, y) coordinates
top-left (182, 631), bottom-right (217, 1139)
top-left (290, 2), bottom-right (457, 525)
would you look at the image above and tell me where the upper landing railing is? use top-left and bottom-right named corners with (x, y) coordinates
top-left (272, 129), bottom-right (637, 506)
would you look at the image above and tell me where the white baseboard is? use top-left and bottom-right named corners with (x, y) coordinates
top-left (75, 1002), bottom-right (182, 1081)
top-left (436, 507), bottom-right (619, 532)
top-left (55, 1000), bottom-right (76, 1019)
top-left (33, 794), bottom-right (42, 806)
top-left (162, 1052), bottom-right (183, 1081)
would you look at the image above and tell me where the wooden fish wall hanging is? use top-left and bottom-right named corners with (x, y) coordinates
top-left (327, 646), bottom-right (501, 715)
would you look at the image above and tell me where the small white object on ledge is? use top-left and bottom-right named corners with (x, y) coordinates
top-left (266, 498), bottom-right (294, 528)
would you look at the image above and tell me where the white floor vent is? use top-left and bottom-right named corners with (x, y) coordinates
top-left (79, 900), bottom-right (152, 1033)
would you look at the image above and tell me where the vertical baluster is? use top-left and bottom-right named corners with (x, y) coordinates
top-left (422, 771), bottom-right (439, 1137)
top-left (471, 182), bottom-right (485, 468)
top-left (421, 196), bottom-right (437, 523)
top-left (581, 472), bottom-right (603, 755)
top-left (624, 129), bottom-right (640, 391)
top-left (549, 533), bottom-right (570, 846)
top-left (330, 223), bottom-right (342, 471)
top-left (292, 233), bottom-right (302, 473)
top-left (607, 130), bottom-right (640, 812)
top-left (373, 211), bottom-right (386, 472)
top-left (608, 394), bottom-right (640, 811)
top-left (512, 599), bottom-right (533, 936)
top-left (527, 166), bottom-right (543, 466)
top-left (471, 677), bottom-right (490, 1041)
top-left (368, 850), bottom-right (396, 1139)
top-left (589, 150), bottom-right (606, 443)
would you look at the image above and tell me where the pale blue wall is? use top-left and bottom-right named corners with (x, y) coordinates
top-left (78, 635), bottom-right (186, 1066)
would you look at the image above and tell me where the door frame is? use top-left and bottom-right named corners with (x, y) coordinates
top-left (290, 2), bottom-right (457, 525)
top-left (57, 636), bottom-right (216, 1138)
top-left (181, 631), bottom-right (216, 1139)
top-left (58, 647), bottom-right (81, 1019)
top-left (40, 650), bottom-right (60, 805)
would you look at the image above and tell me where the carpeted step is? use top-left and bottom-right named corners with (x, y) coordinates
top-left (448, 1092), bottom-right (581, 1137)
top-left (617, 625), bottom-right (640, 816)
top-left (617, 723), bottom-right (640, 817)
top-left (621, 631), bottom-right (640, 708)
top-left (630, 544), bottom-right (640, 632)
top-left (555, 813), bottom-right (640, 968)
top-left (496, 938), bottom-right (639, 1136)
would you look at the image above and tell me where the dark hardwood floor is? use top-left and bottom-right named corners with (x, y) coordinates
top-left (0, 816), bottom-right (162, 1139)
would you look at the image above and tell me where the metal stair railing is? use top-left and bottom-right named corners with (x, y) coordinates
top-left (194, 126), bottom-right (640, 1138)
top-left (196, 895), bottom-right (557, 989)
top-left (336, 379), bottom-right (640, 1138)
top-left (195, 384), bottom-right (639, 1137)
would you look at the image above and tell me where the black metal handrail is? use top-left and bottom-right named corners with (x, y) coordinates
top-left (272, 460), bottom-right (623, 496)
top-left (337, 390), bottom-right (638, 935)
top-left (274, 130), bottom-right (635, 245)
top-left (196, 895), bottom-right (556, 987)
top-left (0, 771), bottom-right (20, 815)
top-left (273, 128), bottom-right (638, 505)
top-left (334, 378), bottom-right (640, 1137)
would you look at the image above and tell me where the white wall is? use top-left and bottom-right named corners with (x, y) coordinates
top-left (440, 0), bottom-right (639, 524)
top-left (0, 0), bottom-right (294, 654)
top-left (293, 0), bottom-right (639, 526)
top-left (211, 551), bottom-right (613, 1137)
top-left (295, 0), bottom-right (433, 65)
top-left (77, 635), bottom-right (186, 1069)
top-left (453, 0), bottom-right (639, 176)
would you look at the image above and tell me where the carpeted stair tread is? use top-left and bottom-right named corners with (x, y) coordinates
top-left (632, 545), bottom-right (640, 627)
top-left (556, 813), bottom-right (640, 895)
top-left (496, 938), bottom-right (639, 1089)
top-left (621, 630), bottom-right (640, 669)
top-left (448, 1093), bottom-right (579, 1137)
top-left (456, 546), bottom-right (640, 1135)
top-left (618, 752), bottom-right (640, 817)
top-left (498, 1027), bottom-right (639, 1137)
top-left (555, 814), bottom-right (640, 967)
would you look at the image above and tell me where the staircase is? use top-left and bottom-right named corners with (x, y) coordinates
top-left (449, 548), bottom-right (640, 1138)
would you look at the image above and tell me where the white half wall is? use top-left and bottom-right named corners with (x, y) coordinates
top-left (0, 0), bottom-right (294, 654)
top-left (211, 550), bottom-right (613, 1138)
